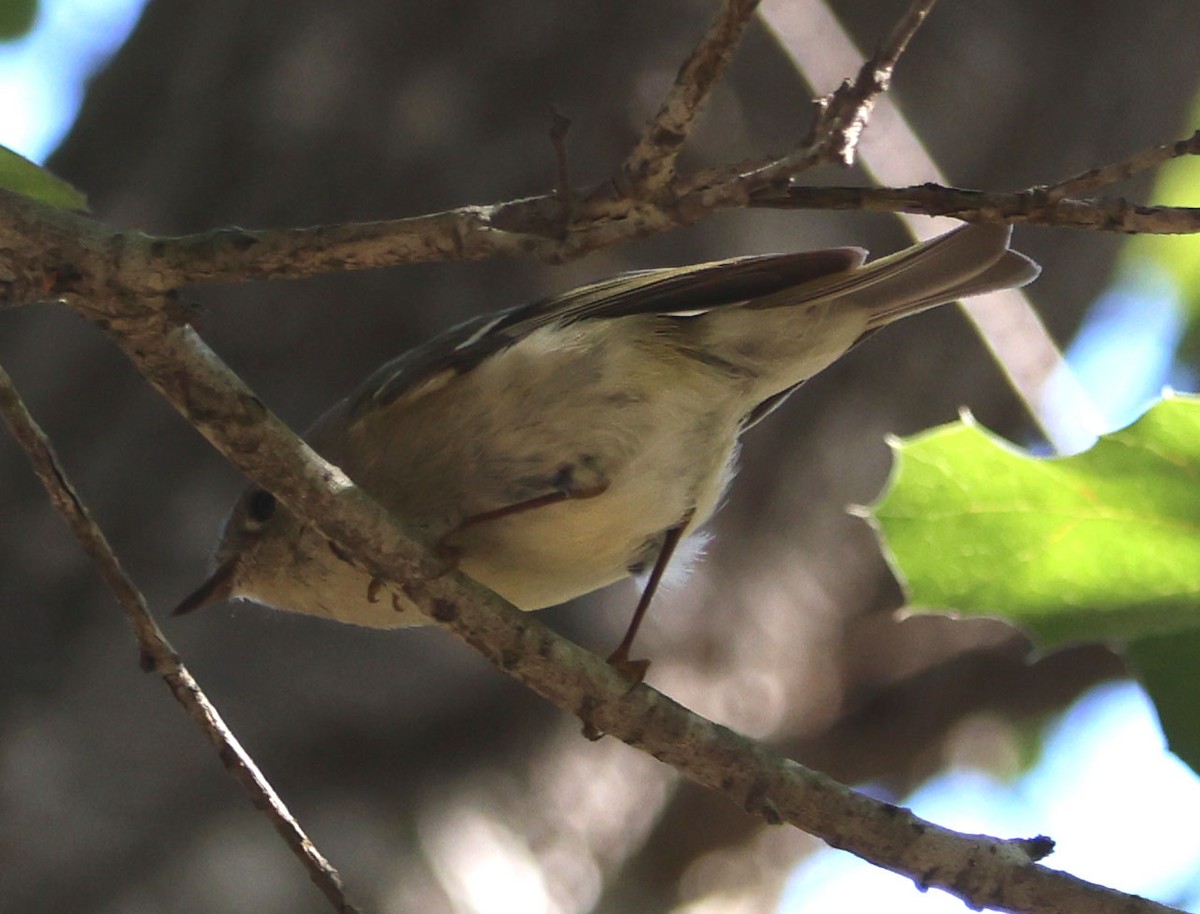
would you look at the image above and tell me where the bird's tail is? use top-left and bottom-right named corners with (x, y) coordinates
top-left (744, 222), bottom-right (1040, 328)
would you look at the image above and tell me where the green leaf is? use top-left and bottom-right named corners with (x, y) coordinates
top-left (867, 394), bottom-right (1200, 648)
top-left (0, 0), bottom-right (37, 41)
top-left (0, 144), bottom-right (88, 211)
top-left (1127, 629), bottom-right (1200, 772)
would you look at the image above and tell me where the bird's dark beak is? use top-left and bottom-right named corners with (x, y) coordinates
top-left (172, 556), bottom-right (238, 616)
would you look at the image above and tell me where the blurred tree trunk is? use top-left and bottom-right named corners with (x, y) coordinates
top-left (1, 1), bottom-right (1193, 911)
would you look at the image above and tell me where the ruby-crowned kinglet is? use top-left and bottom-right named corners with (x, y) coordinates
top-left (174, 223), bottom-right (1038, 661)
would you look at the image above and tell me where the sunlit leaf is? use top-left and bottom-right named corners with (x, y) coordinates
top-left (1127, 629), bottom-right (1200, 773)
top-left (0, 144), bottom-right (88, 211)
top-left (867, 393), bottom-right (1200, 648)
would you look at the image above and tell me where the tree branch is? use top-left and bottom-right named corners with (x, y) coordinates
top-left (1042, 128), bottom-right (1200, 201)
top-left (4, 160), bottom-right (1197, 315)
top-left (753, 181), bottom-right (1200, 234)
top-left (750, 127), bottom-right (1200, 233)
top-left (798, 0), bottom-right (940, 167)
top-left (65, 287), bottom-right (1178, 914)
top-left (0, 360), bottom-right (360, 914)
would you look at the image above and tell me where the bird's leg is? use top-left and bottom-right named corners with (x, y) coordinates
top-left (582, 513), bottom-right (695, 741)
top-left (436, 460), bottom-right (610, 563)
top-left (606, 509), bottom-right (694, 683)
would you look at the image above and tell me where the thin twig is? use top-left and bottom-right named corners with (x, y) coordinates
top-left (0, 359), bottom-right (361, 914)
top-left (620, 0), bottom-right (762, 194)
top-left (549, 107), bottom-right (575, 212)
top-left (1043, 129), bottom-right (1200, 201)
top-left (750, 181), bottom-right (1200, 234)
top-left (799, 0), bottom-right (940, 166)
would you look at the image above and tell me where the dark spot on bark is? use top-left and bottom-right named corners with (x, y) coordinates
top-left (743, 776), bottom-right (771, 817)
top-left (500, 648), bottom-right (521, 670)
top-left (430, 598), bottom-right (459, 622)
top-left (577, 693), bottom-right (604, 740)
top-left (229, 231), bottom-right (258, 252)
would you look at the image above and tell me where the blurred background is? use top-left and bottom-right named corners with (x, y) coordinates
top-left (2, 1), bottom-right (1199, 912)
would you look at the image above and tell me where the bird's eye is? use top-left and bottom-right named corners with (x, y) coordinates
top-left (246, 489), bottom-right (277, 524)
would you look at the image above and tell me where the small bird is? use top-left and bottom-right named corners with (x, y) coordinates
top-left (174, 223), bottom-right (1039, 669)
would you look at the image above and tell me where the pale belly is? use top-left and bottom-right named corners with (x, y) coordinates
top-left (283, 421), bottom-right (739, 628)
top-left (452, 446), bottom-right (730, 609)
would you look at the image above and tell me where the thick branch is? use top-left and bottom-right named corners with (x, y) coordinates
top-left (4, 176), bottom-right (1198, 315)
top-left (51, 286), bottom-right (1177, 914)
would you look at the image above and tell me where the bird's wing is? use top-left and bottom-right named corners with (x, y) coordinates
top-left (346, 246), bottom-right (867, 416)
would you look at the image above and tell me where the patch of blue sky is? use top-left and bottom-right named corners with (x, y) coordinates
top-left (1041, 264), bottom-right (1189, 443)
top-left (780, 681), bottom-right (1200, 913)
top-left (0, 0), bottom-right (147, 162)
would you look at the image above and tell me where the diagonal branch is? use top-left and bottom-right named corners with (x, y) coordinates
top-left (1043, 129), bottom-right (1200, 201)
top-left (0, 359), bottom-right (361, 914)
top-left (56, 284), bottom-right (1181, 914)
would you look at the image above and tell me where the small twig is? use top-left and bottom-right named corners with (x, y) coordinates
top-left (801, 0), bottom-right (940, 166)
top-left (620, 0), bottom-right (762, 194)
top-left (0, 359), bottom-right (361, 914)
top-left (625, 0), bottom-right (942, 213)
top-left (549, 107), bottom-right (575, 214)
top-left (1043, 129), bottom-right (1200, 201)
top-left (749, 181), bottom-right (1200, 234)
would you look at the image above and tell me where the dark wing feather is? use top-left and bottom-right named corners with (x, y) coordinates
top-left (348, 247), bottom-right (866, 417)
